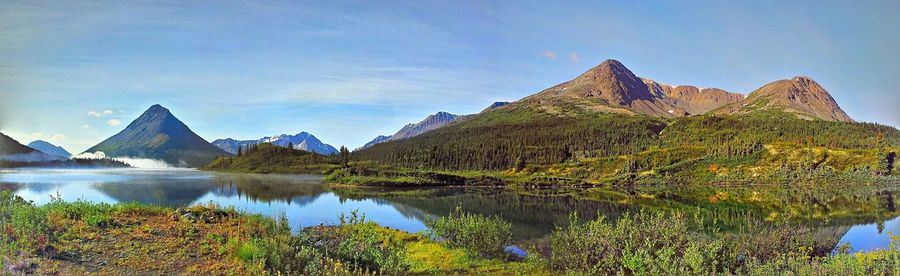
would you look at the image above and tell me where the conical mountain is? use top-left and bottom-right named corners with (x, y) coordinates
top-left (85, 104), bottom-right (229, 167)
top-left (525, 59), bottom-right (687, 118)
top-left (715, 76), bottom-right (853, 122)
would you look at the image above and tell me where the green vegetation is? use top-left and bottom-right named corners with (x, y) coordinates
top-left (551, 211), bottom-right (899, 275)
top-left (425, 207), bottom-right (513, 258)
top-left (204, 108), bottom-right (898, 188)
top-left (332, 108), bottom-right (899, 187)
top-left (0, 191), bottom-right (543, 274)
top-left (3, 190), bottom-right (898, 274)
top-left (353, 106), bottom-right (667, 171)
top-left (203, 143), bottom-right (340, 174)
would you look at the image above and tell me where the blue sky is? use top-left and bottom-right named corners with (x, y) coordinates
top-left (1, 0), bottom-right (898, 152)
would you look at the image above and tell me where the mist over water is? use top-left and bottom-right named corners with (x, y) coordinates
top-left (73, 151), bottom-right (174, 169)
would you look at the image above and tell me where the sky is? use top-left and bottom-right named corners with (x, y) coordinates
top-left (1, 0), bottom-right (898, 153)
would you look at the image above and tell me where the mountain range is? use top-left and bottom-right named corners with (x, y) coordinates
top-left (352, 59), bottom-right (882, 174)
top-left (212, 132), bottom-right (338, 155)
top-left (517, 59), bottom-right (850, 121)
top-left (85, 104), bottom-right (229, 168)
top-left (28, 140), bottom-right (72, 158)
top-left (358, 111), bottom-right (464, 150)
top-left (359, 59), bottom-right (852, 151)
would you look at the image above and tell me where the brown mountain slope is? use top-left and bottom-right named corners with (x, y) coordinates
top-left (641, 78), bottom-right (743, 114)
top-left (520, 59), bottom-right (743, 118)
top-left (522, 59), bottom-right (688, 118)
top-left (668, 86), bottom-right (744, 114)
top-left (715, 76), bottom-right (853, 122)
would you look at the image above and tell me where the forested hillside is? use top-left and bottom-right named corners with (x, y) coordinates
top-left (351, 106), bottom-right (899, 183)
top-left (203, 143), bottom-right (341, 174)
top-left (352, 105), bottom-right (668, 170)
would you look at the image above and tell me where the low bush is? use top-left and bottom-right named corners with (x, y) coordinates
top-left (550, 210), bottom-right (899, 275)
top-left (426, 207), bottom-right (513, 258)
top-left (551, 211), bottom-right (727, 274)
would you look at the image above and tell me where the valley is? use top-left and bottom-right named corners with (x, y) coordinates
top-left (2, 59), bottom-right (898, 274)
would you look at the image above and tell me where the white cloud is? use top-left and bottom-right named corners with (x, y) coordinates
top-left (82, 124), bottom-right (90, 129)
top-left (88, 109), bottom-right (114, 117)
top-left (542, 50), bottom-right (558, 61)
top-left (107, 119), bottom-right (121, 126)
top-left (570, 52), bottom-right (579, 63)
top-left (29, 132), bottom-right (66, 141)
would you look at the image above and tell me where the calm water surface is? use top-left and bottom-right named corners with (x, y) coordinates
top-left (1, 168), bottom-right (897, 253)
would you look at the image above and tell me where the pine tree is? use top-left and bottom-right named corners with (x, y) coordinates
top-left (340, 146), bottom-right (350, 167)
top-left (237, 145), bottom-right (243, 157)
top-left (288, 142), bottom-right (294, 152)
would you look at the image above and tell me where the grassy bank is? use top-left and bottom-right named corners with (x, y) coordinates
top-left (3, 190), bottom-right (899, 274)
top-left (0, 191), bottom-right (543, 275)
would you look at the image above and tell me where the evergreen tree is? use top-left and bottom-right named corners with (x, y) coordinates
top-left (237, 145), bottom-right (243, 157)
top-left (288, 142), bottom-right (294, 152)
top-left (340, 146), bottom-right (350, 167)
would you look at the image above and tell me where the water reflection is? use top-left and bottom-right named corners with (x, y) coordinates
top-left (1, 168), bottom-right (897, 252)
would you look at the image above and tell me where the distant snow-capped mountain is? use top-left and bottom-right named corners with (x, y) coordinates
top-left (212, 132), bottom-right (339, 155)
top-left (358, 111), bottom-right (463, 150)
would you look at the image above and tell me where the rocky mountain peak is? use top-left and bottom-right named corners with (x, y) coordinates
top-left (717, 76), bottom-right (853, 122)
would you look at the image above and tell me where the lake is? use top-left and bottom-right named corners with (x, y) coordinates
top-left (1, 168), bottom-right (898, 253)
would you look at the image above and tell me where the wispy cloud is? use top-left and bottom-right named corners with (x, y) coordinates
top-left (30, 132), bottom-right (66, 141)
top-left (106, 119), bottom-right (121, 127)
top-left (570, 52), bottom-right (579, 63)
top-left (542, 50), bottom-right (558, 61)
top-left (82, 124), bottom-right (90, 129)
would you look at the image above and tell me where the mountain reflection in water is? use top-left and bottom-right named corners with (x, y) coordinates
top-left (1, 169), bottom-right (897, 253)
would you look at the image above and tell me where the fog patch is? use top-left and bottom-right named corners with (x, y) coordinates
top-left (73, 151), bottom-right (174, 169)
top-left (0, 152), bottom-right (63, 162)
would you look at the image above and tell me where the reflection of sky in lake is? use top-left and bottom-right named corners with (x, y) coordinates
top-left (1, 169), bottom-right (425, 233)
top-left (837, 216), bottom-right (900, 253)
top-left (1, 168), bottom-right (897, 252)
top-left (192, 192), bottom-right (426, 233)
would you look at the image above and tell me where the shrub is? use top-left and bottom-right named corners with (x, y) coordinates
top-left (550, 211), bottom-right (726, 275)
top-left (426, 207), bottom-right (513, 258)
top-left (0, 191), bottom-right (53, 255)
top-left (302, 210), bottom-right (408, 274)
